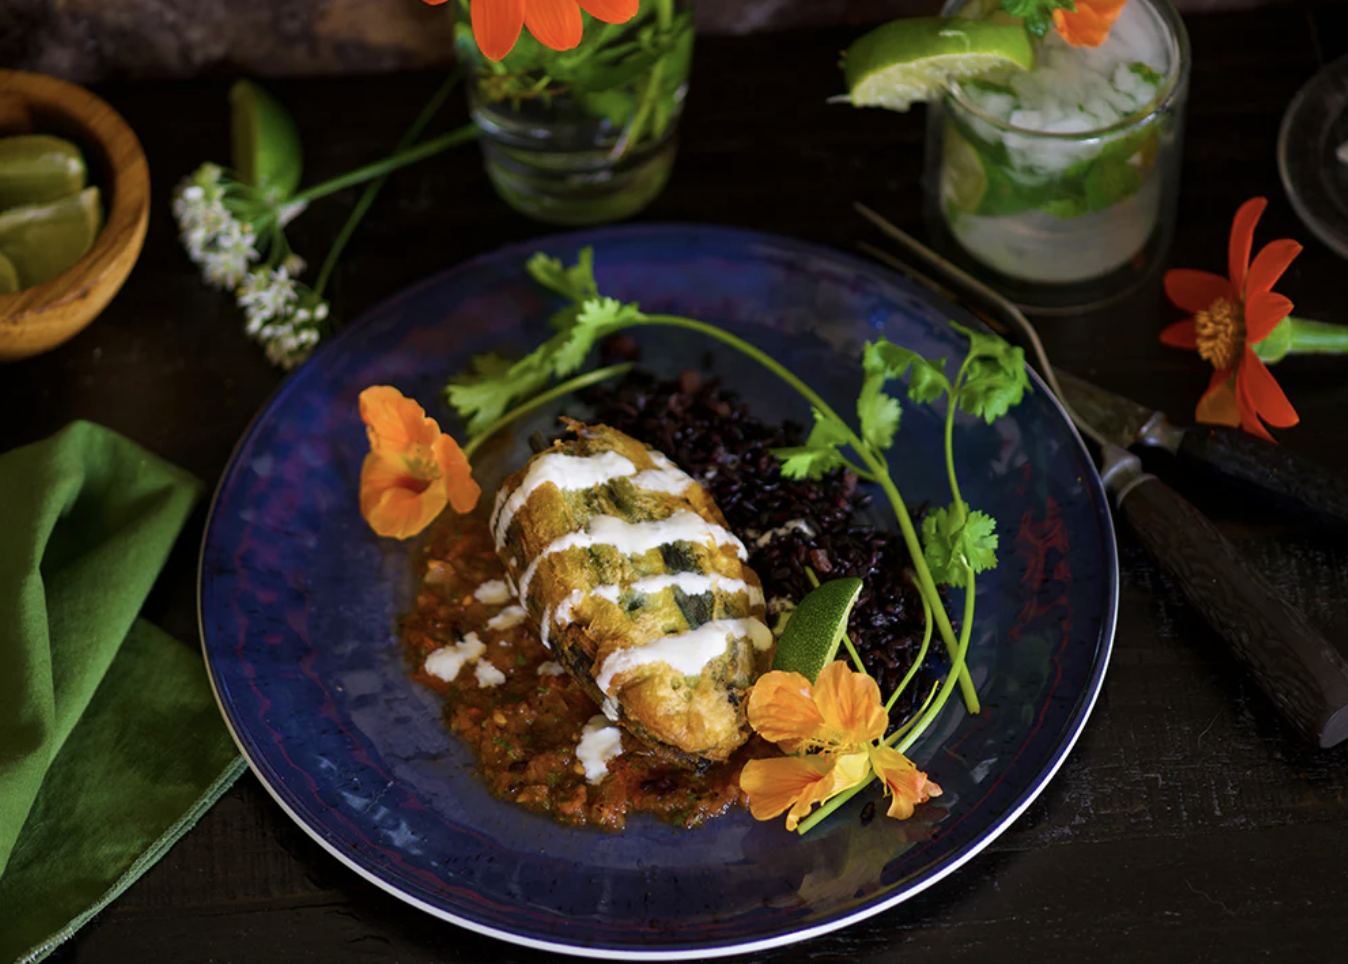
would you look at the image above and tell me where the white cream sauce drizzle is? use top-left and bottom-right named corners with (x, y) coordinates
top-left (593, 618), bottom-right (773, 696)
top-left (516, 510), bottom-right (748, 602)
top-left (545, 572), bottom-right (765, 649)
top-left (491, 451), bottom-right (637, 545)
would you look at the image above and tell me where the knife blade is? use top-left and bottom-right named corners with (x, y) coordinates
top-left (1056, 368), bottom-right (1348, 531)
top-left (853, 204), bottom-right (1348, 748)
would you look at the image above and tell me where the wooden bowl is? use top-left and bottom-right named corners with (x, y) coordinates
top-left (0, 70), bottom-right (150, 362)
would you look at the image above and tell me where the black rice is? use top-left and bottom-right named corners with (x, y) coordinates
top-left (580, 368), bottom-right (947, 724)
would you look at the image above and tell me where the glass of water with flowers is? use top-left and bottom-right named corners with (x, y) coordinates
top-left (422, 0), bottom-right (695, 225)
top-left (844, 0), bottom-right (1190, 311)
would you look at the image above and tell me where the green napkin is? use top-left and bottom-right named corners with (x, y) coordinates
top-left (0, 421), bottom-right (245, 963)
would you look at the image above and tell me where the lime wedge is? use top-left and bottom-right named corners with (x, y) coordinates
top-left (942, 125), bottom-right (988, 215)
top-left (0, 252), bottom-right (18, 294)
top-left (843, 17), bottom-right (1036, 112)
top-left (229, 80), bottom-right (303, 197)
top-left (0, 187), bottom-right (102, 288)
top-left (772, 577), bottom-right (865, 683)
top-left (0, 135), bottom-right (87, 211)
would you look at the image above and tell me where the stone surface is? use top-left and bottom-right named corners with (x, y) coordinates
top-left (1, 0), bottom-right (1295, 83)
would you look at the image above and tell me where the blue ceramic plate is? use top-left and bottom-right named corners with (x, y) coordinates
top-left (199, 225), bottom-right (1118, 959)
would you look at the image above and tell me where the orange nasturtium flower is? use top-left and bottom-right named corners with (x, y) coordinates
top-left (358, 386), bottom-right (480, 539)
top-left (740, 661), bottom-right (942, 832)
top-left (420, 0), bottom-right (640, 62)
top-left (1159, 197), bottom-right (1302, 442)
top-left (1053, 0), bottom-right (1129, 48)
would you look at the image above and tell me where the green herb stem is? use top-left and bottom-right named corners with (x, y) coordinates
top-left (291, 124), bottom-right (481, 206)
top-left (945, 357), bottom-right (974, 520)
top-left (314, 72), bottom-right (461, 299)
top-left (461, 362), bottom-right (635, 460)
top-left (885, 589), bottom-right (933, 713)
top-left (639, 313), bottom-right (980, 715)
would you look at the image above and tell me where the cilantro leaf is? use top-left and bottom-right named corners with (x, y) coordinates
top-left (949, 321), bottom-right (1030, 423)
top-left (525, 247), bottom-right (598, 305)
top-left (550, 297), bottom-right (645, 375)
top-left (1000, 0), bottom-right (1075, 36)
top-left (445, 352), bottom-right (550, 433)
top-left (856, 340), bottom-right (952, 452)
top-left (774, 409), bottom-right (849, 480)
top-left (857, 372), bottom-right (901, 452)
top-left (920, 506), bottom-right (999, 587)
top-left (907, 356), bottom-right (950, 404)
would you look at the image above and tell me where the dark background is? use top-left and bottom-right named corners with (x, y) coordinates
top-left (5, 1), bottom-right (1348, 960)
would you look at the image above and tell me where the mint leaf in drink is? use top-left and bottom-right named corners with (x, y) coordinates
top-left (999, 0), bottom-right (1075, 37)
top-left (1128, 62), bottom-right (1164, 86)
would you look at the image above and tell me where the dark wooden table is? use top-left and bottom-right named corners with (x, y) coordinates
top-left (8, 3), bottom-right (1348, 959)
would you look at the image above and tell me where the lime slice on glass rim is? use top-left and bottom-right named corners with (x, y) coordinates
top-left (771, 577), bottom-right (865, 683)
top-left (0, 135), bottom-right (87, 211)
top-left (0, 187), bottom-right (102, 288)
top-left (942, 125), bottom-right (989, 214)
top-left (0, 252), bottom-right (19, 294)
top-left (229, 79), bottom-right (303, 197)
top-left (843, 17), bottom-right (1036, 112)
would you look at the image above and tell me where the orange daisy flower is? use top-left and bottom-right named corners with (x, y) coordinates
top-left (1159, 197), bottom-right (1302, 442)
top-left (421, 0), bottom-right (641, 62)
top-left (740, 661), bottom-right (942, 831)
top-left (358, 386), bottom-right (480, 539)
top-left (1053, 0), bottom-right (1128, 48)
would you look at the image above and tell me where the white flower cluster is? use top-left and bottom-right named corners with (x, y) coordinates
top-left (173, 163), bottom-right (331, 370)
top-left (236, 265), bottom-right (330, 370)
top-left (172, 164), bottom-right (259, 291)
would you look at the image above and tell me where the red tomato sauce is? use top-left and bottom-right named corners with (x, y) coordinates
top-left (400, 508), bottom-right (768, 831)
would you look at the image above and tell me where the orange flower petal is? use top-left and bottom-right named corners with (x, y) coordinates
top-left (360, 451), bottom-right (449, 540)
top-left (812, 660), bottom-right (887, 746)
top-left (870, 746), bottom-right (942, 821)
top-left (1164, 269), bottom-right (1234, 314)
top-left (523, 0), bottom-right (584, 52)
top-left (747, 671), bottom-right (825, 750)
top-left (359, 386), bottom-right (438, 452)
top-left (1238, 349), bottom-right (1300, 432)
top-left (1243, 291), bottom-right (1294, 344)
top-left (1159, 318), bottom-right (1198, 351)
top-left (472, 0), bottom-right (526, 61)
top-left (740, 755), bottom-right (836, 829)
top-left (577, 0), bottom-right (639, 21)
top-left (1194, 370), bottom-right (1241, 429)
top-left (1052, 0), bottom-right (1128, 48)
top-left (1228, 197), bottom-right (1266, 293)
top-left (432, 434), bottom-right (481, 513)
top-left (1244, 238), bottom-right (1302, 298)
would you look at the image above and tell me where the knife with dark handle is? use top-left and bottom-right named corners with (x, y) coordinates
top-left (1101, 444), bottom-right (1348, 748)
top-left (1056, 367), bottom-right (1348, 531)
top-left (1175, 425), bottom-right (1348, 529)
top-left (851, 210), bottom-right (1348, 748)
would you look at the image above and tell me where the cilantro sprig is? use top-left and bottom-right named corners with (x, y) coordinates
top-left (442, 248), bottom-right (1030, 816)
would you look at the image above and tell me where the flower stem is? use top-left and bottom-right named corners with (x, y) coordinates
top-left (885, 589), bottom-right (933, 713)
top-left (1253, 315), bottom-right (1348, 364)
top-left (291, 124), bottom-right (481, 206)
top-left (313, 72), bottom-right (462, 299)
top-left (639, 313), bottom-right (980, 715)
top-left (462, 363), bottom-right (635, 460)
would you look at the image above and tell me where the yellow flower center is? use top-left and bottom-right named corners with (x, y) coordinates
top-left (1194, 297), bottom-right (1244, 370)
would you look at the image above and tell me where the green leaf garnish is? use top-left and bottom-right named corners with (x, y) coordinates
top-left (949, 321), bottom-right (1029, 423)
top-left (774, 410), bottom-right (851, 480)
top-left (921, 506), bottom-right (999, 588)
top-left (999, 0), bottom-right (1076, 37)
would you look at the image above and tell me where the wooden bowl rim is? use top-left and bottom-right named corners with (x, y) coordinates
top-left (0, 69), bottom-right (150, 321)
